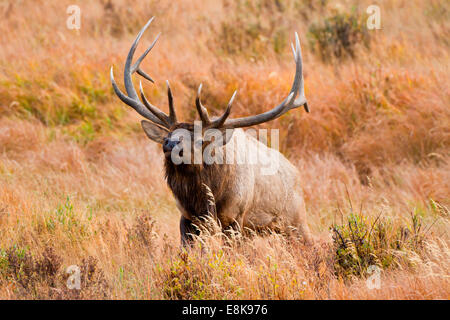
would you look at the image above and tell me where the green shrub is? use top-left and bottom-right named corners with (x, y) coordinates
top-left (0, 246), bottom-right (62, 290)
top-left (332, 210), bottom-right (428, 279)
top-left (0, 245), bottom-right (108, 299)
top-left (43, 196), bottom-right (91, 240)
top-left (308, 10), bottom-right (370, 62)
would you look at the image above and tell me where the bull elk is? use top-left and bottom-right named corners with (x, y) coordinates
top-left (110, 17), bottom-right (313, 245)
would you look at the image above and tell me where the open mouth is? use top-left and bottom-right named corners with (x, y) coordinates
top-left (164, 150), bottom-right (184, 157)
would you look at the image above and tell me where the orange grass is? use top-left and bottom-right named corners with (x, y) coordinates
top-left (0, 0), bottom-right (449, 299)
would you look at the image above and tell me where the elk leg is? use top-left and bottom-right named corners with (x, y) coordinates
top-left (297, 223), bottom-right (314, 245)
top-left (179, 216), bottom-right (199, 247)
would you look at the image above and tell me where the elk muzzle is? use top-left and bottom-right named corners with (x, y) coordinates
top-left (163, 137), bottom-right (181, 154)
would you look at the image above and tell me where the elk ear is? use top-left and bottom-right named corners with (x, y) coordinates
top-left (141, 120), bottom-right (169, 144)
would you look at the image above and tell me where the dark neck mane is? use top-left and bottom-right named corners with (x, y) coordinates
top-left (164, 160), bottom-right (234, 218)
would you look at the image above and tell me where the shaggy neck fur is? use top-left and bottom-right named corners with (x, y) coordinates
top-left (164, 159), bottom-right (235, 219)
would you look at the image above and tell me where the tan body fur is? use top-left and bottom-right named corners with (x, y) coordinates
top-left (110, 18), bottom-right (312, 245)
top-left (168, 129), bottom-right (312, 244)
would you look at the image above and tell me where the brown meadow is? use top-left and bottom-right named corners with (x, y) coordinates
top-left (0, 0), bottom-right (449, 299)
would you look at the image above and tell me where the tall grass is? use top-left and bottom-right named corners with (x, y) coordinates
top-left (0, 0), bottom-right (448, 299)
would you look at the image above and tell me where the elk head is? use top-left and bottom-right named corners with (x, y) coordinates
top-left (110, 17), bottom-right (308, 168)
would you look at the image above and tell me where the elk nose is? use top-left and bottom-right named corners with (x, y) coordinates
top-left (163, 138), bottom-right (180, 153)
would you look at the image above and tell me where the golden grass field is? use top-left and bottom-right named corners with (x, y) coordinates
top-left (0, 0), bottom-right (449, 299)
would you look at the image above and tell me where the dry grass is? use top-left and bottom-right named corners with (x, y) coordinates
top-left (0, 0), bottom-right (449, 299)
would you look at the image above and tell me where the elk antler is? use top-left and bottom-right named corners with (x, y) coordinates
top-left (111, 18), bottom-right (308, 130)
top-left (200, 32), bottom-right (308, 129)
top-left (195, 84), bottom-right (212, 126)
top-left (110, 17), bottom-right (176, 128)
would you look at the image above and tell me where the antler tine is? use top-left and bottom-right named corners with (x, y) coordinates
top-left (291, 43), bottom-right (296, 60)
top-left (166, 80), bottom-right (177, 125)
top-left (110, 67), bottom-right (166, 127)
top-left (111, 17), bottom-right (179, 128)
top-left (278, 32), bottom-right (304, 112)
top-left (131, 32), bottom-right (161, 83)
top-left (211, 90), bottom-right (237, 128)
top-left (195, 83), bottom-right (212, 125)
top-left (123, 17), bottom-right (154, 100)
top-left (218, 32), bottom-right (308, 129)
top-left (292, 32), bottom-right (308, 112)
top-left (139, 81), bottom-right (170, 127)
